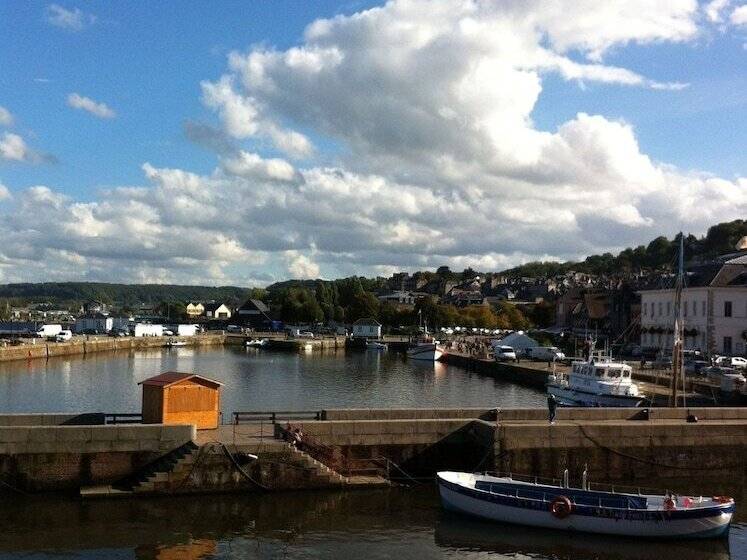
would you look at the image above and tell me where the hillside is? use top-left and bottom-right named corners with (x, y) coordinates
top-left (0, 282), bottom-right (252, 306)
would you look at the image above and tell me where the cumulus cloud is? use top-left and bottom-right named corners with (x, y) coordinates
top-left (45, 4), bottom-right (96, 31)
top-left (0, 0), bottom-right (744, 284)
top-left (0, 133), bottom-right (31, 161)
top-left (0, 106), bottom-right (13, 127)
top-left (731, 4), bottom-right (747, 25)
top-left (67, 93), bottom-right (116, 119)
top-left (0, 183), bottom-right (10, 201)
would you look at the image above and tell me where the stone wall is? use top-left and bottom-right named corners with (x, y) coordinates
top-left (0, 424), bottom-right (194, 491)
top-left (323, 408), bottom-right (497, 421)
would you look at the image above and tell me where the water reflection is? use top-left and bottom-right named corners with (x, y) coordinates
top-left (0, 488), bottom-right (742, 560)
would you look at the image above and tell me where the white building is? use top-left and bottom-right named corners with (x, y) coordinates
top-left (134, 323), bottom-right (164, 337)
top-left (75, 315), bottom-right (113, 334)
top-left (204, 302), bottom-right (232, 320)
top-left (175, 324), bottom-right (199, 336)
top-left (640, 252), bottom-right (747, 356)
top-left (352, 318), bottom-right (382, 339)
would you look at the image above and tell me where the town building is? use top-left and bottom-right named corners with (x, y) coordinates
top-left (235, 299), bottom-right (274, 330)
top-left (204, 302), bottom-right (232, 320)
top-left (75, 314), bottom-right (113, 334)
top-left (352, 318), bottom-right (382, 339)
top-left (186, 302), bottom-right (205, 318)
top-left (640, 252), bottom-right (747, 356)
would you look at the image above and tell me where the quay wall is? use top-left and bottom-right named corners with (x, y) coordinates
top-left (495, 420), bottom-right (747, 487)
top-left (0, 334), bottom-right (228, 363)
top-left (0, 424), bottom-right (194, 491)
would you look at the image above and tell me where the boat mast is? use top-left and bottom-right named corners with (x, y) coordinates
top-left (670, 234), bottom-right (685, 407)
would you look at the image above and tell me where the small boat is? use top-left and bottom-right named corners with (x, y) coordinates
top-left (407, 341), bottom-right (444, 361)
top-left (437, 471), bottom-right (735, 539)
top-left (547, 352), bottom-right (644, 407)
top-left (245, 338), bottom-right (268, 347)
top-left (366, 340), bottom-right (387, 351)
top-left (165, 339), bottom-right (188, 348)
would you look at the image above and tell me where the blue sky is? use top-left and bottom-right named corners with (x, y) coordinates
top-left (0, 1), bottom-right (745, 285)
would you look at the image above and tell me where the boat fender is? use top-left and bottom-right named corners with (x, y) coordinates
top-left (663, 496), bottom-right (676, 510)
top-left (550, 496), bottom-right (573, 519)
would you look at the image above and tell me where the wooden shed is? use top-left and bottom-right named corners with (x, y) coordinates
top-left (139, 372), bottom-right (222, 430)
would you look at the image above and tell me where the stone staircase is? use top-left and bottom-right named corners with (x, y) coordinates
top-left (80, 441), bottom-right (200, 498)
top-left (285, 444), bottom-right (348, 487)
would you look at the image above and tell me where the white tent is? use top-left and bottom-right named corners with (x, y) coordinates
top-left (492, 331), bottom-right (539, 352)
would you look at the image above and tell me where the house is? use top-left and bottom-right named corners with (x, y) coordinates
top-left (377, 291), bottom-right (416, 306)
top-left (235, 299), bottom-right (274, 329)
top-left (74, 313), bottom-right (113, 333)
top-left (83, 300), bottom-right (107, 315)
top-left (204, 302), bottom-right (232, 320)
top-left (639, 250), bottom-right (747, 356)
top-left (186, 302), bottom-right (205, 317)
top-left (352, 318), bottom-right (382, 339)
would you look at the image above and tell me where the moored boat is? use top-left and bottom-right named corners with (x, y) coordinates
top-left (165, 339), bottom-right (188, 348)
top-left (547, 354), bottom-right (644, 407)
top-left (437, 471), bottom-right (734, 539)
top-left (366, 340), bottom-right (387, 351)
top-left (407, 341), bottom-right (443, 361)
top-left (245, 338), bottom-right (268, 347)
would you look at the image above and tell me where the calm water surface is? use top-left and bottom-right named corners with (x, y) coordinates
top-left (0, 488), bottom-right (744, 560)
top-left (0, 347), bottom-right (743, 558)
top-left (0, 346), bottom-right (545, 413)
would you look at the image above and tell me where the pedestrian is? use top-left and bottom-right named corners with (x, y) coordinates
top-left (547, 393), bottom-right (558, 425)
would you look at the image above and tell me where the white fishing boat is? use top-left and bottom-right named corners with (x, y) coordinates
top-left (437, 471), bottom-right (735, 539)
top-left (245, 338), bottom-right (268, 347)
top-left (165, 339), bottom-right (188, 348)
top-left (366, 340), bottom-right (387, 351)
top-left (547, 353), bottom-right (644, 407)
top-left (407, 341), bottom-right (443, 361)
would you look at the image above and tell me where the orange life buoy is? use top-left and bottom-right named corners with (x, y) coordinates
top-left (663, 496), bottom-right (676, 510)
top-left (550, 496), bottom-right (573, 519)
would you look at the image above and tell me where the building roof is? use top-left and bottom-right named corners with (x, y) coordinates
top-left (203, 301), bottom-right (228, 313)
top-left (238, 298), bottom-right (270, 313)
top-left (353, 318), bottom-right (381, 326)
top-left (138, 372), bottom-right (222, 389)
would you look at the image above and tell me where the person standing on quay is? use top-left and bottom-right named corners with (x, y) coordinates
top-left (547, 393), bottom-right (557, 424)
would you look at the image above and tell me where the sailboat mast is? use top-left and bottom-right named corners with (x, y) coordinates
top-left (670, 235), bottom-right (685, 407)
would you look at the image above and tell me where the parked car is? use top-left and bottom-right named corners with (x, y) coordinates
top-left (715, 356), bottom-right (747, 370)
top-left (493, 345), bottom-right (517, 362)
top-left (685, 359), bottom-right (710, 376)
top-left (297, 331), bottom-right (315, 338)
top-left (54, 330), bottom-right (73, 342)
top-left (226, 325), bottom-right (243, 334)
top-left (526, 346), bottom-right (565, 362)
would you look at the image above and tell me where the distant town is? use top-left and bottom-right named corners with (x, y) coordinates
top-left (1, 219), bottom-right (745, 360)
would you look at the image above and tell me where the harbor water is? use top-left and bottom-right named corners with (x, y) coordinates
top-left (0, 346), bottom-right (744, 558)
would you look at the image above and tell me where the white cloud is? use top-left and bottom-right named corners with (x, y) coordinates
top-left (0, 106), bottom-right (13, 127)
top-left (45, 4), bottom-right (96, 31)
top-left (731, 4), bottom-right (747, 24)
top-left (0, 0), bottom-right (744, 284)
top-left (705, 0), bottom-right (731, 22)
top-left (67, 93), bottom-right (116, 119)
top-left (0, 183), bottom-right (10, 201)
top-left (0, 133), bottom-right (30, 161)
top-left (285, 251), bottom-right (320, 279)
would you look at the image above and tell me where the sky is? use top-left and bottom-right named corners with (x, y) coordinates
top-left (0, 0), bottom-right (745, 287)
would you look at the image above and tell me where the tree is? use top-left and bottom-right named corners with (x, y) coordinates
top-left (347, 292), bottom-right (380, 322)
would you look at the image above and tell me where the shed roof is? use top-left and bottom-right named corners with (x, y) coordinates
top-left (139, 372), bottom-right (223, 389)
top-left (353, 318), bottom-right (381, 326)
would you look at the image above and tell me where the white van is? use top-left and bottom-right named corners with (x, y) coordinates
top-left (526, 346), bottom-right (565, 362)
top-left (493, 345), bottom-right (517, 362)
top-left (55, 330), bottom-right (73, 342)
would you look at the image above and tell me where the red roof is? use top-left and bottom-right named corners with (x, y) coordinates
top-left (138, 371), bottom-right (222, 389)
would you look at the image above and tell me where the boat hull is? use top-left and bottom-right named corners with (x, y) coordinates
top-left (407, 343), bottom-right (443, 361)
top-left (548, 383), bottom-right (644, 407)
top-left (438, 475), bottom-right (733, 539)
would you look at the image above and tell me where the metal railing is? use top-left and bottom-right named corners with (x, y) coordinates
top-left (104, 413), bottom-right (143, 424)
top-left (232, 410), bottom-right (323, 424)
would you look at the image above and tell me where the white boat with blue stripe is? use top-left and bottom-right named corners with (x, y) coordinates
top-left (437, 471), bottom-right (734, 539)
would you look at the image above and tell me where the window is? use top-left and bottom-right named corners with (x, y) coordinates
top-left (658, 302), bottom-right (662, 316)
top-left (643, 302), bottom-right (647, 317)
top-left (683, 300), bottom-right (687, 317)
top-left (666, 301), bottom-right (671, 316)
top-left (724, 301), bottom-right (732, 317)
top-left (692, 300), bottom-right (696, 317)
top-left (723, 336), bottom-right (732, 355)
